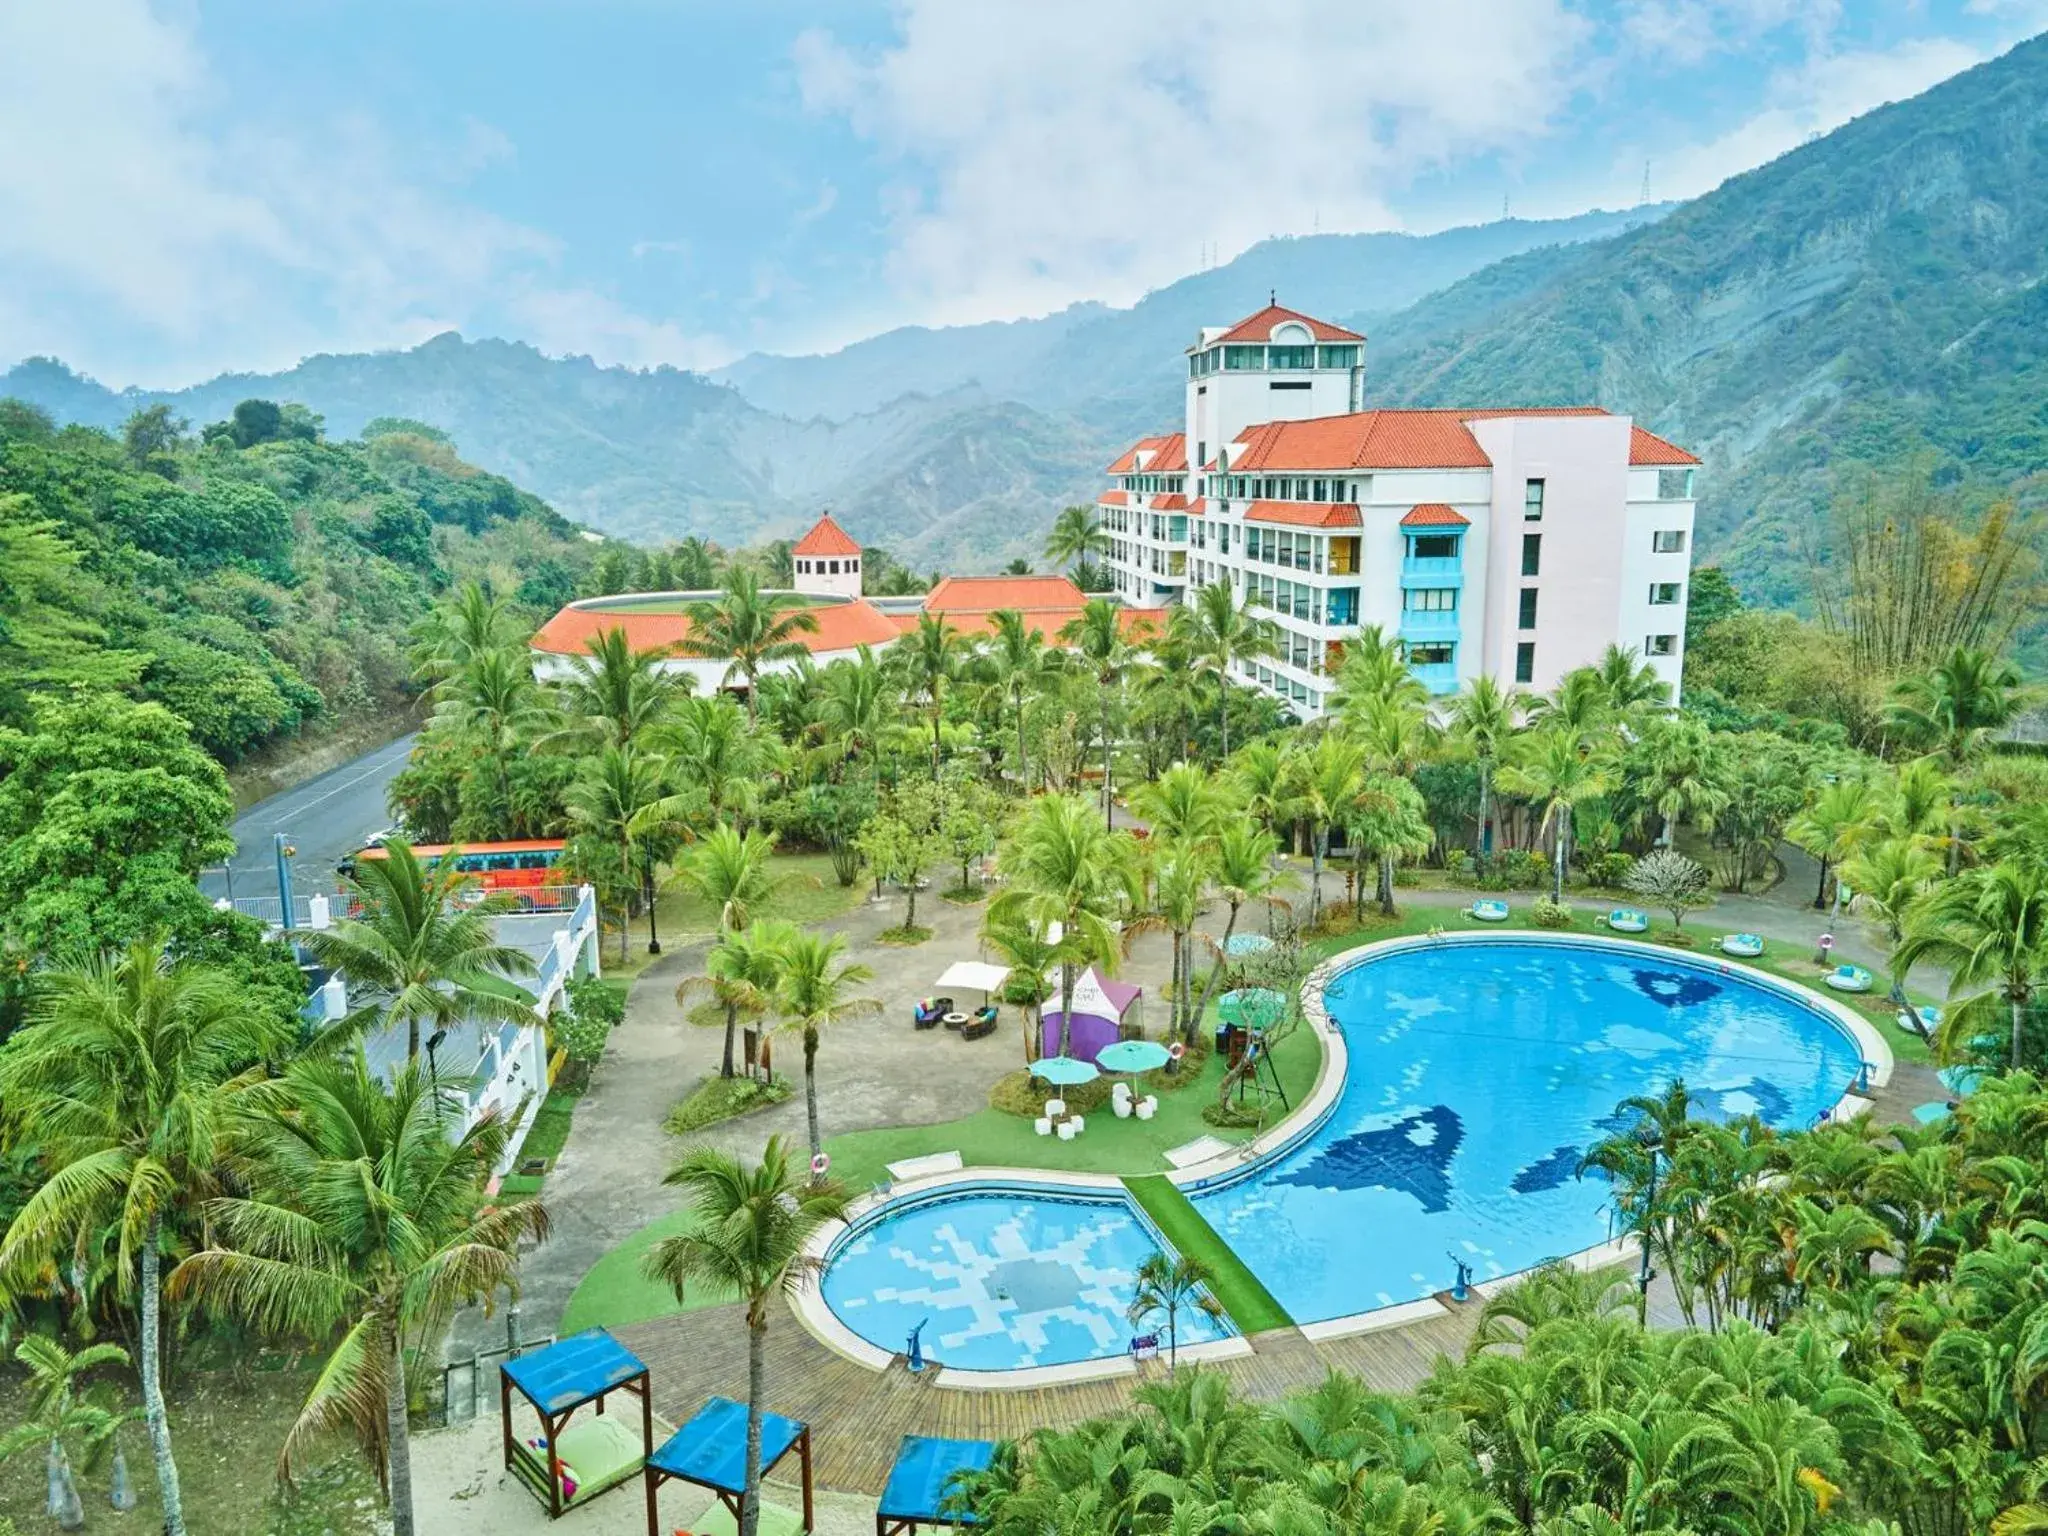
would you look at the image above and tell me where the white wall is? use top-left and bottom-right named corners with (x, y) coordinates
top-left (794, 557), bottom-right (862, 599)
top-left (1621, 494), bottom-right (1697, 698)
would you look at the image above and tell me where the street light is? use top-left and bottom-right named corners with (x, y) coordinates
top-left (426, 1028), bottom-right (448, 1100)
top-left (1634, 1122), bottom-right (1662, 1320)
top-left (643, 853), bottom-right (661, 956)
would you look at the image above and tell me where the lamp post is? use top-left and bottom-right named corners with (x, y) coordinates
top-left (1635, 1124), bottom-right (1661, 1323)
top-left (642, 853), bottom-right (661, 956)
top-left (426, 1028), bottom-right (447, 1102)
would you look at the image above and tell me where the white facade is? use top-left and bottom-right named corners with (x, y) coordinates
top-left (793, 553), bottom-right (862, 599)
top-left (1099, 305), bottom-right (1699, 719)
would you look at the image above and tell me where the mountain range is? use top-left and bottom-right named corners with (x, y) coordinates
top-left (8, 30), bottom-right (2048, 601)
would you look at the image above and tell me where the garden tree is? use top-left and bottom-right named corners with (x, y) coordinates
top-left (1347, 772), bottom-right (1433, 917)
top-left (894, 612), bottom-right (970, 773)
top-left (1590, 643), bottom-right (1672, 718)
top-left (1186, 822), bottom-right (1290, 1030)
top-left (1227, 739), bottom-right (1297, 839)
top-left (1043, 505), bottom-right (1108, 575)
top-left (1623, 850), bottom-right (1713, 932)
top-left (855, 777), bottom-right (946, 933)
top-left (1685, 565), bottom-right (1744, 646)
top-left (296, 839), bottom-right (537, 1061)
top-left (1125, 847), bottom-right (1214, 1041)
top-left (676, 823), bottom-right (780, 942)
top-left (642, 1141), bottom-right (847, 1536)
top-left (1498, 727), bottom-right (1614, 903)
top-left (1710, 733), bottom-right (1812, 892)
top-left (0, 494), bottom-right (144, 718)
top-left (121, 403), bottom-right (187, 476)
top-left (0, 1332), bottom-right (141, 1527)
top-left (171, 1054), bottom-right (547, 1536)
top-left (1291, 735), bottom-right (1366, 923)
top-left (1129, 761), bottom-right (1230, 851)
top-left (1889, 645), bottom-right (2032, 873)
top-left (772, 931), bottom-right (880, 1173)
top-left (1448, 675), bottom-right (1525, 858)
top-left (682, 566), bottom-right (820, 721)
top-left (648, 693), bottom-right (768, 833)
top-left (977, 915), bottom-right (1059, 1064)
top-left (1132, 610), bottom-right (1207, 771)
top-left (782, 779), bottom-right (875, 888)
top-left (1060, 599), bottom-right (1139, 828)
top-left (816, 646), bottom-right (897, 772)
top-left (0, 692), bottom-right (234, 955)
top-left (1895, 861), bottom-right (2048, 1071)
top-left (756, 656), bottom-right (826, 755)
top-left (566, 744), bottom-right (672, 959)
top-left (407, 580), bottom-right (521, 687)
top-left (981, 609), bottom-right (1052, 788)
top-left (1189, 580), bottom-right (1278, 759)
top-left (540, 626), bottom-right (690, 753)
top-left (1126, 1252), bottom-right (1223, 1372)
top-left (672, 534), bottom-right (719, 588)
top-left (1330, 623), bottom-right (1428, 718)
top-left (1840, 838), bottom-right (1940, 950)
top-left (0, 939), bottom-right (282, 1536)
top-left (682, 919), bottom-right (794, 1080)
top-left (988, 793), bottom-right (1141, 1058)
top-left (1624, 716), bottom-right (1729, 848)
top-left (1788, 774), bottom-right (1882, 915)
top-left (430, 646), bottom-right (552, 823)
top-left (939, 767), bottom-right (1004, 893)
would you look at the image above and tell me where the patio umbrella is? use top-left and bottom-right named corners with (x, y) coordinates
top-left (1028, 1056), bottom-right (1100, 1087)
top-left (1222, 933), bottom-right (1273, 958)
top-left (1219, 988), bottom-right (1287, 1030)
top-left (1096, 1038), bottom-right (1171, 1078)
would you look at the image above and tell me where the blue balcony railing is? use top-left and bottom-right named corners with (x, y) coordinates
top-left (1397, 609), bottom-right (1461, 641)
top-left (1400, 556), bottom-right (1464, 588)
top-left (1410, 662), bottom-right (1460, 695)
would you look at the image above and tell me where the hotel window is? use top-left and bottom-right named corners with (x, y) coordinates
top-left (1524, 479), bottom-right (1545, 521)
top-left (1652, 529), bottom-right (1687, 553)
top-left (1407, 643), bottom-right (1454, 667)
top-left (1311, 536), bottom-right (1323, 574)
top-left (1294, 478), bottom-right (1310, 500)
top-left (1318, 345), bottom-right (1358, 369)
top-left (828, 560), bottom-right (839, 574)
top-left (1278, 531), bottom-right (1295, 567)
top-left (1515, 642), bottom-right (1536, 683)
top-left (1312, 478), bottom-right (1328, 501)
top-left (1224, 345), bottom-right (1264, 370)
top-left (1648, 581), bottom-right (1683, 605)
top-left (1410, 534), bottom-right (1459, 560)
top-left (1269, 345), bottom-right (1313, 369)
top-left (1646, 634), bottom-right (1678, 656)
top-left (1521, 533), bottom-right (1541, 576)
top-left (1657, 468), bottom-right (1696, 499)
top-left (1405, 588), bottom-right (1457, 612)
top-left (1518, 588), bottom-right (1539, 629)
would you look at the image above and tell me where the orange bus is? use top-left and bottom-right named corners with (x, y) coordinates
top-left (342, 839), bottom-right (571, 911)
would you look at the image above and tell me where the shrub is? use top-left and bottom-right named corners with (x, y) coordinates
top-left (1518, 851), bottom-right (1554, 890)
top-left (1589, 852), bottom-right (1635, 889)
top-left (553, 975), bottom-right (625, 1070)
top-left (1625, 850), bottom-right (1714, 931)
top-left (663, 1074), bottom-right (792, 1135)
top-left (1441, 848), bottom-right (1471, 885)
top-left (1531, 897), bottom-right (1575, 929)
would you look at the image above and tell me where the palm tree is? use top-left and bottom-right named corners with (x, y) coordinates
top-left (817, 646), bottom-right (898, 772)
top-left (1842, 837), bottom-right (1940, 946)
top-left (643, 1140), bottom-right (848, 1536)
top-left (988, 794), bottom-right (1141, 1057)
top-left (1128, 761), bottom-right (1229, 850)
top-left (0, 940), bottom-right (275, 1536)
top-left (1125, 848), bottom-right (1214, 1040)
top-left (895, 612), bottom-right (970, 774)
top-left (1499, 727), bottom-right (1615, 903)
top-left (1449, 675), bottom-right (1524, 859)
top-left (683, 566), bottom-right (820, 721)
top-left (171, 1055), bottom-right (546, 1536)
top-left (566, 743), bottom-right (671, 960)
top-left (1189, 581), bottom-right (1278, 759)
top-left (1530, 667), bottom-right (1614, 749)
top-left (1228, 740), bottom-right (1296, 837)
top-left (648, 693), bottom-right (767, 831)
top-left (408, 579), bottom-right (517, 685)
top-left (297, 839), bottom-right (538, 1061)
top-left (673, 534), bottom-right (719, 588)
top-left (1629, 716), bottom-right (1729, 848)
top-left (1592, 642), bottom-right (1672, 717)
top-left (681, 919), bottom-right (794, 1080)
top-left (978, 914), bottom-right (1059, 1063)
top-left (540, 625), bottom-right (689, 752)
top-left (1186, 823), bottom-right (1290, 1029)
top-left (1329, 623), bottom-right (1427, 718)
top-left (772, 930), bottom-right (880, 1173)
top-left (1890, 646), bottom-right (2031, 874)
top-left (1292, 735), bottom-right (1365, 922)
top-left (1061, 600), bottom-right (1135, 828)
top-left (1126, 1252), bottom-right (1223, 1372)
top-left (983, 609), bottom-right (1050, 789)
top-left (1134, 611), bottom-right (1207, 766)
top-left (0, 1334), bottom-right (140, 1527)
top-left (1787, 775), bottom-right (1880, 915)
top-left (430, 646), bottom-right (551, 819)
top-left (1044, 505), bottom-right (1108, 575)
top-left (674, 823), bottom-right (780, 935)
top-left (1347, 772), bottom-right (1434, 916)
top-left (1895, 861), bottom-right (2048, 1071)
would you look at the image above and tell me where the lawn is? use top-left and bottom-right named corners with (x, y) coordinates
top-left (1123, 1174), bottom-right (1292, 1333)
top-left (597, 852), bottom-right (866, 980)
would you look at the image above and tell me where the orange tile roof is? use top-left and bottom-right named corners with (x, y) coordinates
top-left (1105, 433), bottom-right (1170, 474)
top-left (1400, 503), bottom-right (1470, 527)
top-left (924, 574), bottom-right (1088, 613)
top-left (1098, 490), bottom-right (1129, 507)
top-left (791, 512), bottom-right (862, 558)
top-left (1151, 493), bottom-right (1189, 511)
top-left (1144, 433), bottom-right (1187, 473)
top-left (531, 598), bottom-right (900, 658)
top-left (1629, 425), bottom-right (1700, 466)
top-left (1209, 304), bottom-right (1364, 347)
top-left (1243, 499), bottom-right (1362, 529)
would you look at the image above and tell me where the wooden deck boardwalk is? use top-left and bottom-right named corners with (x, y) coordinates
top-left (616, 1282), bottom-right (1688, 1497)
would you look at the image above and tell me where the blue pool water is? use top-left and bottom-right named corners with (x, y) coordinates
top-left (820, 1188), bottom-right (1231, 1371)
top-left (1191, 939), bottom-right (1863, 1323)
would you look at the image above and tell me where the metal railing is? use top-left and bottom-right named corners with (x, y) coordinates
top-left (433, 1334), bottom-right (558, 1426)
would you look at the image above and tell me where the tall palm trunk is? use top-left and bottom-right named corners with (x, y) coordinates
top-left (1189, 900), bottom-right (1241, 1036)
top-left (1014, 684), bottom-right (1029, 792)
top-left (384, 1321), bottom-right (414, 1536)
top-left (803, 1031), bottom-right (822, 1176)
top-left (721, 1001), bottom-right (738, 1079)
top-left (1550, 811), bottom-right (1568, 903)
top-left (1058, 962), bottom-right (1075, 1058)
top-left (1475, 764), bottom-right (1493, 860)
top-left (742, 1319), bottom-right (766, 1536)
top-left (2013, 992), bottom-right (2027, 1073)
top-left (1378, 851), bottom-right (1395, 916)
top-left (1101, 718), bottom-right (1114, 831)
top-left (1164, 929), bottom-right (1182, 1039)
top-left (1813, 852), bottom-right (1830, 910)
top-left (1310, 829), bottom-right (1327, 923)
top-left (139, 1216), bottom-right (185, 1536)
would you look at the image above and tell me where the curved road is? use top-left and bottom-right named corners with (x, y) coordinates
top-left (198, 733), bottom-right (418, 908)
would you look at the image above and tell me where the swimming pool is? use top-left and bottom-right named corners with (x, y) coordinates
top-left (1191, 938), bottom-right (1866, 1323)
top-left (819, 1185), bottom-right (1232, 1372)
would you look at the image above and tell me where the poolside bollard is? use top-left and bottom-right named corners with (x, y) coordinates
top-left (1815, 933), bottom-right (1834, 966)
top-left (1447, 1252), bottom-right (1474, 1303)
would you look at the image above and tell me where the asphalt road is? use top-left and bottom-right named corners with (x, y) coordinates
top-left (199, 732), bottom-right (418, 909)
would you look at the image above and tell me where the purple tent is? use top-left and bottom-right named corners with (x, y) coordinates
top-left (1040, 968), bottom-right (1144, 1063)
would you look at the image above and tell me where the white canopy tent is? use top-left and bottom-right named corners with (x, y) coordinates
top-left (933, 960), bottom-right (1011, 1004)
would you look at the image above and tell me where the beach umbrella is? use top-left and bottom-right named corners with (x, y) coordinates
top-left (1222, 933), bottom-right (1274, 958)
top-left (1028, 1056), bottom-right (1100, 1086)
top-left (1097, 1038), bottom-right (1171, 1077)
top-left (1219, 988), bottom-right (1287, 1030)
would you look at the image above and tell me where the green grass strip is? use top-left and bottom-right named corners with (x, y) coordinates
top-left (1123, 1174), bottom-right (1293, 1334)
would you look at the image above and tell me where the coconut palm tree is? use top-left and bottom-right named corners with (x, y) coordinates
top-left (429, 646), bottom-right (552, 818)
top-left (982, 609), bottom-right (1051, 790)
top-left (0, 1333), bottom-right (141, 1528)
top-left (1591, 642), bottom-right (1672, 717)
top-left (1129, 761), bottom-right (1230, 850)
top-left (683, 566), bottom-right (820, 721)
top-left (1499, 727), bottom-right (1615, 903)
top-left (566, 743), bottom-right (672, 959)
top-left (643, 1144), bottom-right (847, 1536)
top-left (1626, 715), bottom-right (1729, 850)
top-left (171, 1054), bottom-right (546, 1536)
top-left (1228, 740), bottom-right (1296, 839)
top-left (1061, 599), bottom-right (1136, 828)
top-left (539, 625), bottom-right (690, 753)
top-left (297, 839), bottom-right (537, 1061)
top-left (0, 939), bottom-right (273, 1536)
top-left (988, 793), bottom-right (1141, 1057)
top-left (1044, 505), bottom-right (1108, 575)
top-left (1448, 675), bottom-right (1525, 859)
top-left (407, 578), bottom-right (518, 686)
top-left (771, 930), bottom-right (880, 1173)
top-left (646, 693), bottom-right (767, 833)
top-left (681, 919), bottom-right (794, 1080)
top-left (1133, 612), bottom-right (1207, 768)
top-left (1291, 735), bottom-right (1366, 922)
top-left (1895, 860), bottom-right (2048, 1071)
top-left (1787, 774), bottom-right (1881, 915)
top-left (895, 612), bottom-right (970, 774)
top-left (1890, 646), bottom-right (2031, 874)
top-left (1124, 848), bottom-right (1213, 1040)
top-left (1189, 581), bottom-right (1278, 759)
top-left (817, 645), bottom-right (900, 773)
top-left (1186, 823), bottom-right (1290, 1029)
top-left (1329, 623), bottom-right (1427, 719)
top-left (1843, 837), bottom-right (1941, 946)
top-left (1127, 1252), bottom-right (1223, 1373)
top-left (1530, 667), bottom-right (1614, 750)
top-left (1347, 772), bottom-right (1434, 916)
top-left (978, 914), bottom-right (1059, 1064)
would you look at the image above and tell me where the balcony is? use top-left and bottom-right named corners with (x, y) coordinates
top-left (1397, 609), bottom-right (1461, 641)
top-left (1400, 556), bottom-right (1464, 588)
top-left (1409, 662), bottom-right (1460, 696)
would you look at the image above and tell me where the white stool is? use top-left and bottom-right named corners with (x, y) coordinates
top-left (1069, 1115), bottom-right (1085, 1135)
top-left (1046, 1098), bottom-right (1066, 1119)
top-left (1035, 1117), bottom-right (1052, 1136)
top-left (1136, 1097), bottom-right (1157, 1121)
top-left (1113, 1096), bottom-right (1133, 1119)
top-left (1057, 1121), bottom-right (1077, 1141)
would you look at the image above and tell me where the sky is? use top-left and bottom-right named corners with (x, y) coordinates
top-left (2, 0), bottom-right (2044, 389)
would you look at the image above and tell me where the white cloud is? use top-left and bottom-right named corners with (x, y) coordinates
top-left (0, 0), bottom-right (717, 386)
top-left (795, 0), bottom-right (1597, 330)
